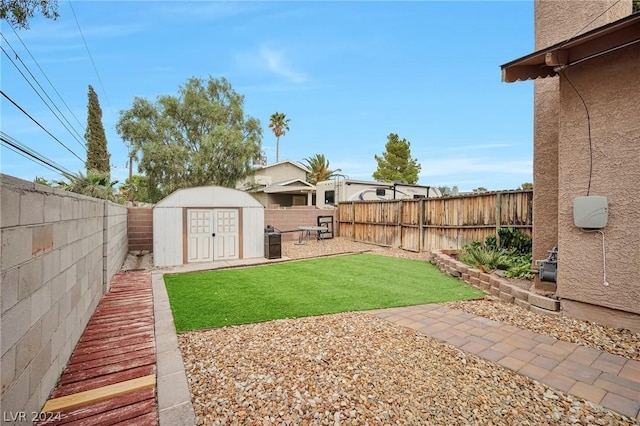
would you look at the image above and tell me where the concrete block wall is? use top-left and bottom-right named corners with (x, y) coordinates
top-left (264, 207), bottom-right (336, 242)
top-left (127, 207), bottom-right (153, 252)
top-left (105, 203), bottom-right (129, 292)
top-left (0, 175), bottom-right (128, 417)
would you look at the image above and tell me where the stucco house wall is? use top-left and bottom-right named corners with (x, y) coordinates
top-left (556, 43), bottom-right (640, 330)
top-left (0, 175), bottom-right (128, 416)
top-left (528, 0), bottom-right (638, 331)
top-left (531, 0), bottom-right (632, 292)
top-left (239, 161), bottom-right (308, 189)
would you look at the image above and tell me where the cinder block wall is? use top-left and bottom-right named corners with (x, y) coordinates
top-left (127, 207), bottom-right (153, 252)
top-left (264, 207), bottom-right (337, 241)
top-left (0, 175), bottom-right (128, 416)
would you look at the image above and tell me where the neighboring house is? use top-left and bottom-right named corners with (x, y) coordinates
top-left (237, 160), bottom-right (315, 207)
top-left (501, 1), bottom-right (639, 332)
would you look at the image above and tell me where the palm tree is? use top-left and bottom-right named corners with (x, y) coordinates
top-left (268, 112), bottom-right (290, 163)
top-left (55, 170), bottom-right (121, 202)
top-left (302, 154), bottom-right (342, 184)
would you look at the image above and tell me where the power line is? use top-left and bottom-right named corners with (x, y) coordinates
top-left (1, 131), bottom-right (77, 179)
top-left (1, 89), bottom-right (85, 163)
top-left (8, 23), bottom-right (85, 129)
top-left (0, 40), bottom-right (87, 151)
top-left (68, 0), bottom-right (114, 116)
top-left (559, 0), bottom-right (622, 49)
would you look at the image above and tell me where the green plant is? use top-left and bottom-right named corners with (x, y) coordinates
top-left (504, 254), bottom-right (534, 280)
top-left (460, 228), bottom-right (534, 279)
top-left (458, 243), bottom-right (511, 273)
top-left (485, 227), bottom-right (532, 256)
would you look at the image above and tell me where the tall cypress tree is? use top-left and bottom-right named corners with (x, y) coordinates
top-left (85, 85), bottom-right (110, 175)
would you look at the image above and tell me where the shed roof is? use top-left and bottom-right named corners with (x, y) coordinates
top-left (155, 185), bottom-right (263, 208)
top-left (501, 13), bottom-right (640, 82)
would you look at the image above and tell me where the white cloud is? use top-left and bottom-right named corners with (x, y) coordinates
top-left (258, 46), bottom-right (308, 84)
top-left (235, 45), bottom-right (308, 84)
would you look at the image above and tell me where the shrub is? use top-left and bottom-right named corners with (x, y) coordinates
top-left (459, 228), bottom-right (533, 279)
top-left (485, 227), bottom-right (532, 256)
top-left (458, 244), bottom-right (511, 273)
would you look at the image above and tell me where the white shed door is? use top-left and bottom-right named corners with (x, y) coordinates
top-left (187, 209), bottom-right (214, 263)
top-left (214, 209), bottom-right (238, 260)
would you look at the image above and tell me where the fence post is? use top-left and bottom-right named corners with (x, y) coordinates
top-left (351, 202), bottom-right (355, 240)
top-left (495, 191), bottom-right (502, 247)
top-left (396, 201), bottom-right (402, 248)
top-left (419, 199), bottom-right (424, 252)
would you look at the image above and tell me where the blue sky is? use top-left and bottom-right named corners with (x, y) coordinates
top-left (1, 1), bottom-right (535, 192)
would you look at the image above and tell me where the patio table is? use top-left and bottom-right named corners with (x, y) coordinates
top-left (295, 226), bottom-right (328, 245)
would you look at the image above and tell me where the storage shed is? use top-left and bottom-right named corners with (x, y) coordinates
top-left (153, 186), bottom-right (265, 267)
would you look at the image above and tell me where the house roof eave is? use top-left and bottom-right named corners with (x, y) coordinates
top-left (501, 13), bottom-right (640, 83)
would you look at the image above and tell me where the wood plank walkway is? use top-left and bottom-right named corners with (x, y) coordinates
top-left (37, 271), bottom-right (157, 425)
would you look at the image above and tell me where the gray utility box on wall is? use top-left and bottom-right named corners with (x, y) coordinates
top-left (574, 196), bottom-right (608, 229)
top-left (264, 227), bottom-right (281, 259)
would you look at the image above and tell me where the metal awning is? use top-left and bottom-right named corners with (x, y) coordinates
top-left (501, 13), bottom-right (640, 82)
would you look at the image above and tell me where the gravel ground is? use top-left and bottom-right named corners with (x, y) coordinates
top-left (178, 237), bottom-right (640, 425)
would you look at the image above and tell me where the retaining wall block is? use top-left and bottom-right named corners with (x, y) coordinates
top-left (500, 292), bottom-right (515, 304)
top-left (512, 287), bottom-right (530, 301)
top-left (467, 268), bottom-right (481, 279)
top-left (479, 272), bottom-right (491, 284)
top-left (498, 281), bottom-right (513, 295)
top-left (455, 263), bottom-right (469, 274)
top-left (528, 293), bottom-right (561, 311)
top-left (489, 276), bottom-right (504, 289)
top-left (490, 287), bottom-right (501, 297)
top-left (447, 267), bottom-right (461, 278)
top-left (530, 305), bottom-right (561, 316)
top-left (514, 299), bottom-right (531, 310)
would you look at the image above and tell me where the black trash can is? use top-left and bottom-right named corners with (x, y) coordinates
top-left (264, 226), bottom-right (281, 259)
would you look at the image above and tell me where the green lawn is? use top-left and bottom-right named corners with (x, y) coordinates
top-left (164, 253), bottom-right (484, 332)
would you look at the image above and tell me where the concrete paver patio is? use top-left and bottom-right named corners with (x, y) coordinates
top-left (369, 304), bottom-right (640, 421)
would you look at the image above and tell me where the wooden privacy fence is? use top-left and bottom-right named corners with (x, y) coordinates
top-left (337, 190), bottom-right (533, 252)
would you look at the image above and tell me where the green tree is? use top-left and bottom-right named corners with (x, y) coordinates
top-left (121, 174), bottom-right (154, 203)
top-left (116, 76), bottom-right (262, 202)
top-left (520, 182), bottom-right (533, 190)
top-left (1, 0), bottom-right (58, 29)
top-left (634, 0), bottom-right (640, 13)
top-left (372, 133), bottom-right (421, 184)
top-left (302, 154), bottom-right (342, 184)
top-left (268, 112), bottom-right (290, 163)
top-left (85, 85), bottom-right (110, 176)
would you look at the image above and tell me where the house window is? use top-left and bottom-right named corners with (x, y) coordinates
top-left (325, 190), bottom-right (335, 205)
